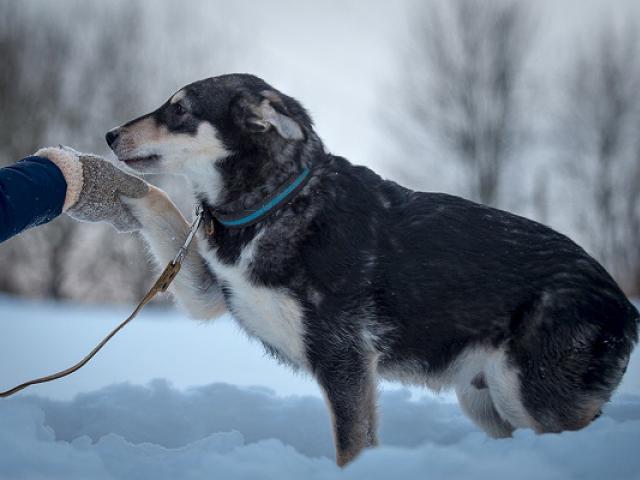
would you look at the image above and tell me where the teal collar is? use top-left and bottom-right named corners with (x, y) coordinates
top-left (206, 167), bottom-right (311, 229)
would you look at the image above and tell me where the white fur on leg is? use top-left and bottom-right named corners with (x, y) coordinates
top-left (484, 349), bottom-right (538, 430)
top-left (124, 186), bottom-right (226, 320)
top-left (456, 383), bottom-right (514, 438)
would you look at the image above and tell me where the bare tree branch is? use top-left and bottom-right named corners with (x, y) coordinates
top-left (391, 0), bottom-right (534, 207)
top-left (559, 19), bottom-right (640, 295)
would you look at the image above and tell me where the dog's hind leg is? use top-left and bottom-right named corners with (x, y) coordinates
top-left (501, 293), bottom-right (637, 434)
top-left (314, 346), bottom-right (379, 467)
top-left (456, 376), bottom-right (515, 438)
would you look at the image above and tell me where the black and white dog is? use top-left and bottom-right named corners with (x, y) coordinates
top-left (106, 74), bottom-right (639, 466)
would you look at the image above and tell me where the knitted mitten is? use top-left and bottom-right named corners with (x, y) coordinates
top-left (35, 146), bottom-right (149, 232)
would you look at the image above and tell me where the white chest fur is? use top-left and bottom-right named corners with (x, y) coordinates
top-left (198, 232), bottom-right (308, 368)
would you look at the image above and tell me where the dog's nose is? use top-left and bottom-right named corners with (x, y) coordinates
top-left (105, 128), bottom-right (120, 148)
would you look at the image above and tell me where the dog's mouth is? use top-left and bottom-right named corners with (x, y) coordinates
top-left (118, 154), bottom-right (160, 166)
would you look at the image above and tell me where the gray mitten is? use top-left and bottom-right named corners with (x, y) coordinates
top-left (35, 146), bottom-right (150, 232)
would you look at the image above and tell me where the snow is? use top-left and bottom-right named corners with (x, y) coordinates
top-left (0, 295), bottom-right (323, 399)
top-left (2, 381), bottom-right (640, 479)
top-left (1, 296), bottom-right (639, 479)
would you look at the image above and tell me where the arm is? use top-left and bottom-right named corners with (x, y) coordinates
top-left (0, 156), bottom-right (68, 242)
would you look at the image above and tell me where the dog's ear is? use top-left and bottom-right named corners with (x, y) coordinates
top-left (231, 90), bottom-right (304, 141)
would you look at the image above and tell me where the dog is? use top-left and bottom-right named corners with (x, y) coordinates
top-left (106, 73), bottom-right (639, 466)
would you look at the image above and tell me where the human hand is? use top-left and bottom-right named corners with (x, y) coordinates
top-left (35, 146), bottom-right (150, 232)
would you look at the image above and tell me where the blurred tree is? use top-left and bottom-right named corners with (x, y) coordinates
top-left (0, 1), bottom-right (153, 302)
top-left (626, 136), bottom-right (640, 295)
top-left (0, 0), bottom-right (235, 304)
top-left (0, 1), bottom-right (70, 162)
top-left (390, 0), bottom-right (533, 207)
top-left (0, 0), bottom-right (73, 298)
top-left (560, 21), bottom-right (640, 295)
top-left (55, 0), bottom-right (154, 302)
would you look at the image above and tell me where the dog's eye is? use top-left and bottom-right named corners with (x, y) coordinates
top-left (174, 103), bottom-right (187, 116)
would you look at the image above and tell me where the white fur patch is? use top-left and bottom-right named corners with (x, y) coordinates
top-left (484, 349), bottom-right (536, 429)
top-left (380, 345), bottom-right (536, 431)
top-left (169, 89), bottom-right (186, 104)
top-left (119, 120), bottom-right (228, 204)
top-left (379, 348), bottom-right (492, 392)
top-left (199, 232), bottom-right (308, 368)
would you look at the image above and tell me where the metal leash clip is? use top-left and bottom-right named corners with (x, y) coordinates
top-left (173, 205), bottom-right (204, 265)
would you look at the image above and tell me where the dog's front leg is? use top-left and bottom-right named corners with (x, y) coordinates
top-left (125, 186), bottom-right (225, 319)
top-left (315, 346), bottom-right (379, 467)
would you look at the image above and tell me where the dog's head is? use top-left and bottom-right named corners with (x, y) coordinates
top-left (106, 74), bottom-right (313, 177)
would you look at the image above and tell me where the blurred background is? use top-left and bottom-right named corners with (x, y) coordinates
top-left (1, 0), bottom-right (640, 303)
top-left (1, 2), bottom-right (640, 477)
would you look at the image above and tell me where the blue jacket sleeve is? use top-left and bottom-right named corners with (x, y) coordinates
top-left (0, 156), bottom-right (67, 243)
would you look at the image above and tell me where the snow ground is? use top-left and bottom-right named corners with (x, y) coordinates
top-left (0, 296), bottom-right (323, 399)
top-left (1, 296), bottom-right (639, 479)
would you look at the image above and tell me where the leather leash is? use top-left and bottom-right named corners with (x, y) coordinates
top-left (0, 207), bottom-right (204, 398)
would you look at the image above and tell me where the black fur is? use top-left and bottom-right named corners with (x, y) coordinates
top-left (111, 73), bottom-right (639, 464)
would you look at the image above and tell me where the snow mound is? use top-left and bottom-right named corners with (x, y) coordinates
top-left (1, 380), bottom-right (640, 479)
